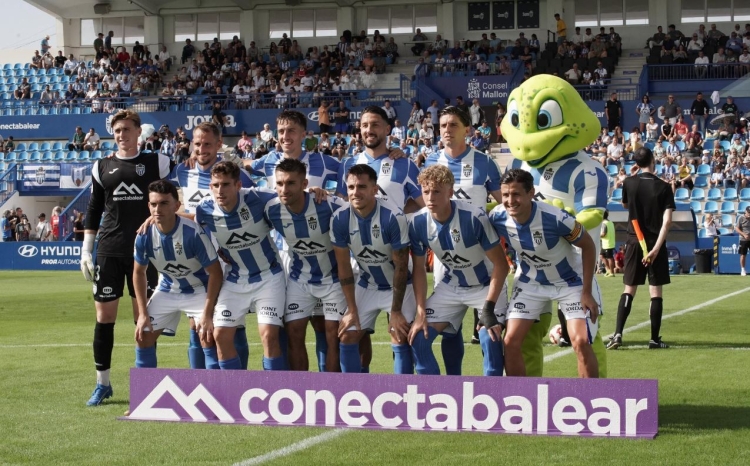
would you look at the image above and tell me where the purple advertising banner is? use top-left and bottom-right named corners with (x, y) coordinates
top-left (126, 369), bottom-right (658, 439)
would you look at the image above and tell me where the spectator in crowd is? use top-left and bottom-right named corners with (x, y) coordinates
top-left (36, 213), bottom-right (52, 242)
top-left (83, 127), bottom-right (101, 151)
top-left (63, 54), bottom-right (79, 75)
top-left (613, 167), bottom-right (629, 189)
top-left (704, 212), bottom-right (719, 236)
top-left (419, 121), bottom-right (434, 145)
top-left (565, 63), bottom-right (581, 84)
top-left (303, 131), bottom-right (318, 152)
top-left (174, 127), bottom-right (191, 163)
top-left (665, 137), bottom-right (681, 160)
top-left (15, 216), bottom-right (30, 242)
top-left (382, 99), bottom-right (398, 127)
top-left (389, 119), bottom-right (406, 147)
top-left (636, 95), bottom-right (655, 134)
top-left (181, 39), bottom-right (195, 64)
top-left (724, 158), bottom-right (742, 188)
top-left (605, 93), bottom-right (623, 131)
top-left (408, 101), bottom-right (424, 128)
top-left (411, 28), bottom-right (428, 56)
top-left (159, 131), bottom-right (176, 160)
top-left (49, 206), bottom-right (62, 241)
top-left (1, 210), bottom-right (12, 242)
top-left (69, 126), bottom-right (85, 151)
top-left (4, 136), bottom-right (14, 153)
top-left (334, 100), bottom-right (351, 134)
top-left (690, 92), bottom-right (710, 134)
top-left (555, 13), bottom-right (567, 44)
top-left (648, 26), bottom-right (666, 49)
top-left (469, 99), bottom-right (484, 129)
top-left (721, 96), bottom-right (739, 126)
top-left (673, 115), bottom-right (689, 140)
top-left (606, 135), bottom-right (625, 166)
top-left (694, 50), bottom-right (710, 77)
top-left (684, 124), bottom-right (704, 158)
top-left (259, 123), bottom-right (276, 146)
top-left (661, 95), bottom-right (682, 126)
top-left (709, 164), bottom-right (725, 188)
top-left (14, 77), bottom-right (31, 100)
top-left (676, 157), bottom-right (694, 190)
top-left (73, 212), bottom-right (85, 241)
top-left (477, 120), bottom-right (491, 145)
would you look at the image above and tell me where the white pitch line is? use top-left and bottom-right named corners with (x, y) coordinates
top-left (543, 285), bottom-right (750, 363)
top-left (232, 428), bottom-right (349, 466)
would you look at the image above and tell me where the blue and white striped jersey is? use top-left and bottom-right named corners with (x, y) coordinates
top-left (134, 216), bottom-right (219, 294)
top-left (249, 151), bottom-right (340, 189)
top-left (195, 188), bottom-right (282, 284)
top-left (337, 153), bottom-right (422, 208)
top-left (489, 201), bottom-right (585, 287)
top-left (409, 200), bottom-right (500, 287)
top-left (168, 159), bottom-right (255, 214)
top-left (424, 147), bottom-right (501, 207)
top-left (507, 152), bottom-right (608, 248)
top-left (330, 199), bottom-right (411, 291)
top-left (265, 193), bottom-right (346, 285)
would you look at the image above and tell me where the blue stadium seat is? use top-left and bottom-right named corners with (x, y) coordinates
top-left (28, 151), bottom-right (41, 162)
top-left (690, 188), bottom-right (705, 201)
top-left (51, 142), bottom-right (63, 151)
top-left (606, 165), bottom-right (618, 177)
top-left (39, 142), bottom-right (50, 151)
top-left (5, 152), bottom-right (16, 163)
top-left (64, 151), bottom-right (77, 162)
top-left (706, 188), bottom-right (722, 201)
top-left (723, 187), bottom-right (738, 200)
top-left (720, 140), bottom-right (730, 151)
top-left (41, 151), bottom-right (53, 162)
top-left (610, 188), bottom-right (623, 202)
top-left (27, 142), bottom-right (39, 151)
top-left (77, 151), bottom-right (90, 162)
top-left (654, 164), bottom-right (664, 175)
top-left (738, 201), bottom-right (750, 213)
top-left (703, 138), bottom-right (715, 149)
top-left (100, 141), bottom-right (112, 150)
top-left (720, 214), bottom-right (734, 227)
top-left (690, 200), bottom-right (702, 213)
top-left (16, 151), bottom-right (28, 163)
top-left (704, 201), bottom-right (719, 213)
top-left (91, 150), bottom-right (102, 161)
top-left (694, 176), bottom-right (708, 188)
top-left (644, 141), bottom-right (655, 150)
top-left (717, 227), bottom-right (731, 235)
top-left (674, 187), bottom-right (690, 202)
top-left (697, 228), bottom-right (709, 238)
top-left (738, 188), bottom-right (750, 201)
top-left (697, 164), bottom-right (711, 176)
top-left (53, 150), bottom-right (65, 162)
top-left (720, 201), bottom-right (736, 214)
top-left (14, 143), bottom-right (26, 152)
top-left (676, 141), bottom-right (685, 151)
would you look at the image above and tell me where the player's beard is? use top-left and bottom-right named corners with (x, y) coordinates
top-left (364, 134), bottom-right (383, 150)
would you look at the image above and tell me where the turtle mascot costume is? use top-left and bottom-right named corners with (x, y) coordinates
top-left (501, 74), bottom-right (608, 377)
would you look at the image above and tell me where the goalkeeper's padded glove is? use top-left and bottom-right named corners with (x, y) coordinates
top-left (80, 233), bottom-right (96, 282)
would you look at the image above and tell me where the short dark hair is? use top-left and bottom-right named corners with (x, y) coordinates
top-left (347, 164), bottom-right (378, 183)
top-left (361, 105), bottom-right (390, 124)
top-left (211, 160), bottom-right (241, 181)
top-left (193, 122), bottom-right (221, 139)
top-left (276, 110), bottom-right (307, 131)
top-left (148, 179), bottom-right (179, 201)
top-left (633, 147), bottom-right (654, 167)
top-left (438, 106), bottom-right (472, 127)
top-left (501, 168), bottom-right (534, 192)
top-left (275, 158), bottom-right (307, 178)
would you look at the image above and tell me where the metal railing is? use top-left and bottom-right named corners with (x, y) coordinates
top-left (647, 63), bottom-right (750, 81)
top-left (58, 181), bottom-right (91, 240)
top-left (0, 164), bottom-right (18, 208)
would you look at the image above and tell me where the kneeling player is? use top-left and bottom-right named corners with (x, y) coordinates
top-left (195, 161), bottom-right (287, 370)
top-left (133, 180), bottom-right (223, 368)
top-left (408, 164), bottom-right (509, 376)
top-left (490, 169), bottom-right (600, 378)
top-left (332, 164), bottom-right (416, 374)
top-left (264, 158), bottom-right (348, 372)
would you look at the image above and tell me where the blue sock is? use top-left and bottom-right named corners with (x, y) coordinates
top-left (262, 356), bottom-right (286, 371)
top-left (278, 326), bottom-right (289, 367)
top-left (339, 342), bottom-right (362, 373)
top-left (360, 366), bottom-right (370, 373)
top-left (411, 327), bottom-right (440, 375)
top-left (218, 356), bottom-right (242, 370)
top-left (135, 346), bottom-right (157, 368)
top-left (202, 346), bottom-right (219, 370)
top-left (479, 327), bottom-right (504, 376)
top-left (392, 343), bottom-right (414, 374)
top-left (441, 327), bottom-right (465, 375)
top-left (234, 327), bottom-right (249, 370)
top-left (315, 330), bottom-right (327, 372)
top-left (188, 328), bottom-right (205, 369)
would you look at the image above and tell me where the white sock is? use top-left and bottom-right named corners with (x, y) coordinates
top-left (96, 369), bottom-right (111, 386)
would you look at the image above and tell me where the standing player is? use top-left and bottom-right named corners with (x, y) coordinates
top-left (331, 164), bottom-right (416, 374)
top-left (491, 169), bottom-right (600, 378)
top-left (336, 106), bottom-right (424, 373)
top-left (608, 147), bottom-right (675, 350)
top-left (735, 207), bottom-right (750, 276)
top-left (600, 210), bottom-right (616, 277)
top-left (168, 122), bottom-right (255, 369)
top-left (264, 159), bottom-right (349, 372)
top-left (195, 161), bottom-right (287, 370)
top-left (408, 165), bottom-right (509, 376)
top-left (244, 110), bottom-right (340, 373)
top-left (424, 105), bottom-right (503, 354)
top-left (133, 180), bottom-right (222, 368)
top-left (80, 109), bottom-right (171, 406)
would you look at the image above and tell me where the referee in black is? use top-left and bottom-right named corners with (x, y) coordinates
top-left (607, 147), bottom-right (675, 350)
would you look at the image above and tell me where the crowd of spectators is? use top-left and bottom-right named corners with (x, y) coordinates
top-left (0, 205), bottom-right (72, 242)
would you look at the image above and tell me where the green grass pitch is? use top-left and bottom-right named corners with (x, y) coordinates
top-left (0, 271), bottom-right (749, 465)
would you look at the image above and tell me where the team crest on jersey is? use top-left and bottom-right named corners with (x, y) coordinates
top-left (239, 206), bottom-right (250, 221)
top-left (371, 224), bottom-right (380, 239)
top-left (533, 231), bottom-right (543, 245)
top-left (543, 167), bottom-right (554, 181)
top-left (307, 216), bottom-right (318, 230)
top-left (35, 167), bottom-right (46, 185)
top-left (135, 164), bottom-right (146, 176)
top-left (174, 241), bottom-right (183, 255)
top-left (380, 162), bottom-right (391, 175)
top-left (451, 228), bottom-right (461, 243)
top-left (462, 164), bottom-right (472, 178)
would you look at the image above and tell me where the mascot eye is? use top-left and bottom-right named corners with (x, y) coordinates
top-left (508, 100), bottom-right (520, 128)
top-left (537, 100), bottom-right (563, 130)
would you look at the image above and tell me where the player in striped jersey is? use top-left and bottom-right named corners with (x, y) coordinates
top-left (264, 158), bottom-right (350, 372)
top-left (133, 180), bottom-right (222, 368)
top-left (195, 161), bottom-right (287, 371)
top-left (244, 111), bottom-right (340, 372)
top-left (331, 164), bottom-right (416, 374)
top-left (424, 105), bottom-right (503, 352)
top-left (408, 165), bottom-right (510, 376)
top-left (490, 169), bottom-right (600, 378)
top-left (166, 122), bottom-right (254, 370)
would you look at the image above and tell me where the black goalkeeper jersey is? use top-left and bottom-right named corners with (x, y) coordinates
top-left (85, 151), bottom-right (171, 257)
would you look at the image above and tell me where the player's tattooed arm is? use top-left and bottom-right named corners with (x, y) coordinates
top-left (339, 276), bottom-right (355, 286)
top-left (390, 247), bottom-right (409, 314)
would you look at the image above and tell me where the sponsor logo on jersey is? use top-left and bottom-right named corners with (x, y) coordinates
top-left (440, 251), bottom-right (471, 268)
top-left (451, 228), bottom-right (461, 243)
top-left (225, 231), bottom-right (260, 247)
top-left (307, 216), bottom-right (317, 230)
top-left (463, 163), bottom-right (473, 178)
top-left (376, 186), bottom-right (389, 202)
top-left (136, 164), bottom-right (146, 176)
top-left (239, 207), bottom-right (250, 221)
top-left (371, 224), bottom-right (380, 239)
top-left (543, 167), bottom-right (554, 181)
top-left (164, 263), bottom-right (191, 277)
top-left (533, 231), bottom-right (543, 245)
top-left (258, 306), bottom-right (277, 318)
top-left (454, 188), bottom-right (471, 200)
top-left (102, 286), bottom-right (113, 294)
top-left (425, 308), bottom-right (435, 315)
top-left (188, 191), bottom-right (208, 204)
top-left (221, 310), bottom-right (232, 317)
top-left (292, 239), bottom-right (327, 254)
top-left (513, 302), bottom-right (527, 313)
top-left (357, 247), bottom-right (389, 263)
top-left (380, 162), bottom-right (391, 176)
top-left (174, 241), bottom-right (183, 255)
top-left (113, 182), bottom-right (144, 201)
top-left (519, 251), bottom-right (551, 267)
